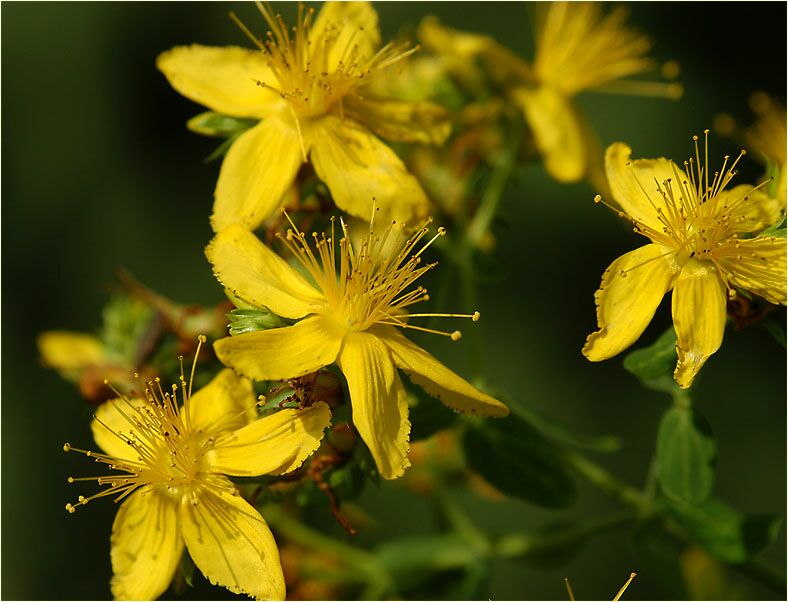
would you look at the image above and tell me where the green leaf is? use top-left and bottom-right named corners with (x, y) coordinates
top-left (668, 498), bottom-right (782, 563)
top-left (623, 327), bottom-right (677, 383)
top-left (761, 315), bottom-right (787, 348)
top-left (186, 111), bottom-right (257, 138)
top-left (630, 520), bottom-right (688, 598)
top-left (100, 293), bottom-right (155, 365)
top-left (407, 383), bottom-right (456, 441)
top-left (295, 462), bottom-right (366, 507)
top-left (227, 307), bottom-right (290, 335)
top-left (463, 414), bottom-right (577, 508)
top-left (657, 406), bottom-right (716, 505)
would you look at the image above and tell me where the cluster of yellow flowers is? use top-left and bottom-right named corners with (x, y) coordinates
top-left (45, 2), bottom-right (785, 600)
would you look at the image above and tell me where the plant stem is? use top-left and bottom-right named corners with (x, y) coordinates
top-left (563, 449), bottom-right (648, 511)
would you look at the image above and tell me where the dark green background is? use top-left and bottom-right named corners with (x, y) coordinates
top-left (2, 2), bottom-right (785, 599)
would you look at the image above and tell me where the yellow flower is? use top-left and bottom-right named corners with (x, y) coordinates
top-left (64, 348), bottom-right (331, 600)
top-left (157, 2), bottom-right (450, 232)
top-left (420, 3), bottom-right (680, 190)
top-left (206, 218), bottom-right (509, 479)
top-left (583, 133), bottom-right (787, 388)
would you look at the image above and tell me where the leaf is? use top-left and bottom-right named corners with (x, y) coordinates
top-left (630, 520), bottom-right (688, 599)
top-left (186, 111), bottom-right (257, 138)
top-left (668, 498), bottom-right (782, 563)
top-left (407, 383), bottom-right (456, 441)
top-left (623, 326), bottom-right (677, 382)
top-left (295, 462), bottom-right (366, 507)
top-left (656, 406), bottom-right (716, 505)
top-left (226, 307), bottom-right (290, 335)
top-left (758, 214), bottom-right (786, 239)
top-left (100, 293), bottom-right (156, 364)
top-left (463, 414), bottom-right (577, 508)
top-left (761, 315), bottom-right (787, 349)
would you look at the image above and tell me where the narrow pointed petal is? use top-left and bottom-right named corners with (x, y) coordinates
top-left (111, 487), bottom-right (183, 601)
top-left (181, 483), bottom-right (284, 600)
top-left (512, 86), bottom-right (585, 183)
top-left (209, 402), bottom-right (331, 477)
top-left (206, 224), bottom-right (324, 319)
top-left (91, 397), bottom-right (150, 463)
top-left (373, 326), bottom-right (509, 417)
top-left (157, 45), bottom-right (280, 119)
top-left (719, 237), bottom-right (787, 306)
top-left (338, 332), bottom-right (410, 480)
top-left (214, 315), bottom-right (344, 381)
top-left (310, 116), bottom-right (429, 226)
top-left (212, 115), bottom-right (307, 232)
top-left (583, 244), bottom-right (678, 361)
top-left (186, 369), bottom-right (257, 437)
top-left (672, 259), bottom-right (728, 388)
top-left (310, 2), bottom-right (381, 71)
top-left (605, 143), bottom-right (688, 233)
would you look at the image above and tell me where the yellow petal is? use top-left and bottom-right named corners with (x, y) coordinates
top-left (310, 1), bottom-right (381, 71)
top-left (338, 332), bottom-right (411, 480)
top-left (512, 86), bottom-right (585, 183)
top-left (717, 184), bottom-right (785, 234)
top-left (181, 483), bottom-right (284, 600)
top-left (672, 259), bottom-right (728, 388)
top-left (186, 369), bottom-right (257, 438)
top-left (310, 116), bottom-right (429, 226)
top-left (37, 331), bottom-right (105, 374)
top-left (157, 45), bottom-right (280, 119)
top-left (91, 397), bottom-right (149, 463)
top-left (583, 244), bottom-right (678, 361)
top-left (605, 143), bottom-right (688, 233)
top-left (345, 95), bottom-right (451, 145)
top-left (373, 326), bottom-right (509, 417)
top-left (111, 486), bottom-right (183, 601)
top-left (214, 315), bottom-right (345, 381)
top-left (206, 224), bottom-right (324, 319)
top-left (719, 237), bottom-right (787, 306)
top-left (209, 402), bottom-right (331, 477)
top-left (212, 115), bottom-right (307, 232)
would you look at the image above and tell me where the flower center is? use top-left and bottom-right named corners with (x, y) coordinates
top-left (278, 214), bottom-right (480, 340)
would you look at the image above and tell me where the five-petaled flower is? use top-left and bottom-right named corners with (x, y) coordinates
top-left (158, 1), bottom-right (450, 233)
top-left (583, 133), bottom-right (786, 388)
top-left (206, 218), bottom-right (509, 480)
top-left (64, 351), bottom-right (331, 601)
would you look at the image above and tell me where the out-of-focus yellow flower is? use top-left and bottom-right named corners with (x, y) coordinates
top-left (206, 218), bottom-right (509, 480)
top-left (583, 133), bottom-right (786, 388)
top-left (420, 3), bottom-right (680, 191)
top-left (64, 352), bottom-right (331, 600)
top-left (716, 92), bottom-right (787, 207)
top-left (158, 2), bottom-right (450, 232)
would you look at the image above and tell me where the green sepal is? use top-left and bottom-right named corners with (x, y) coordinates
top-left (623, 326), bottom-right (677, 385)
top-left (764, 158), bottom-right (781, 200)
top-left (758, 214), bottom-right (786, 239)
top-left (227, 307), bottom-right (291, 336)
top-left (462, 414), bottom-right (577, 508)
top-left (656, 406), bottom-right (716, 505)
top-left (667, 498), bottom-right (782, 563)
top-left (187, 111), bottom-right (257, 138)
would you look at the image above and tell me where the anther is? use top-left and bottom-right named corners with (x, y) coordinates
top-left (450, 331), bottom-right (462, 341)
top-left (728, 289), bottom-right (737, 301)
top-left (67, 476), bottom-right (74, 483)
top-left (63, 443), bottom-right (71, 452)
top-left (593, 194), bottom-right (602, 204)
top-left (65, 503), bottom-right (75, 514)
top-left (472, 311), bottom-right (481, 322)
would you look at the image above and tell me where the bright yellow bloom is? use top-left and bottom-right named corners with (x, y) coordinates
top-left (64, 352), bottom-right (331, 600)
top-left (420, 3), bottom-right (680, 190)
top-left (157, 2), bottom-right (449, 232)
top-left (206, 218), bottom-right (509, 479)
top-left (583, 133), bottom-right (786, 388)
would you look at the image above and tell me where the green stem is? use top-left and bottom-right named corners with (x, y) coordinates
top-left (495, 511), bottom-right (635, 558)
top-left (563, 449), bottom-right (648, 511)
top-left (733, 557), bottom-right (787, 595)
